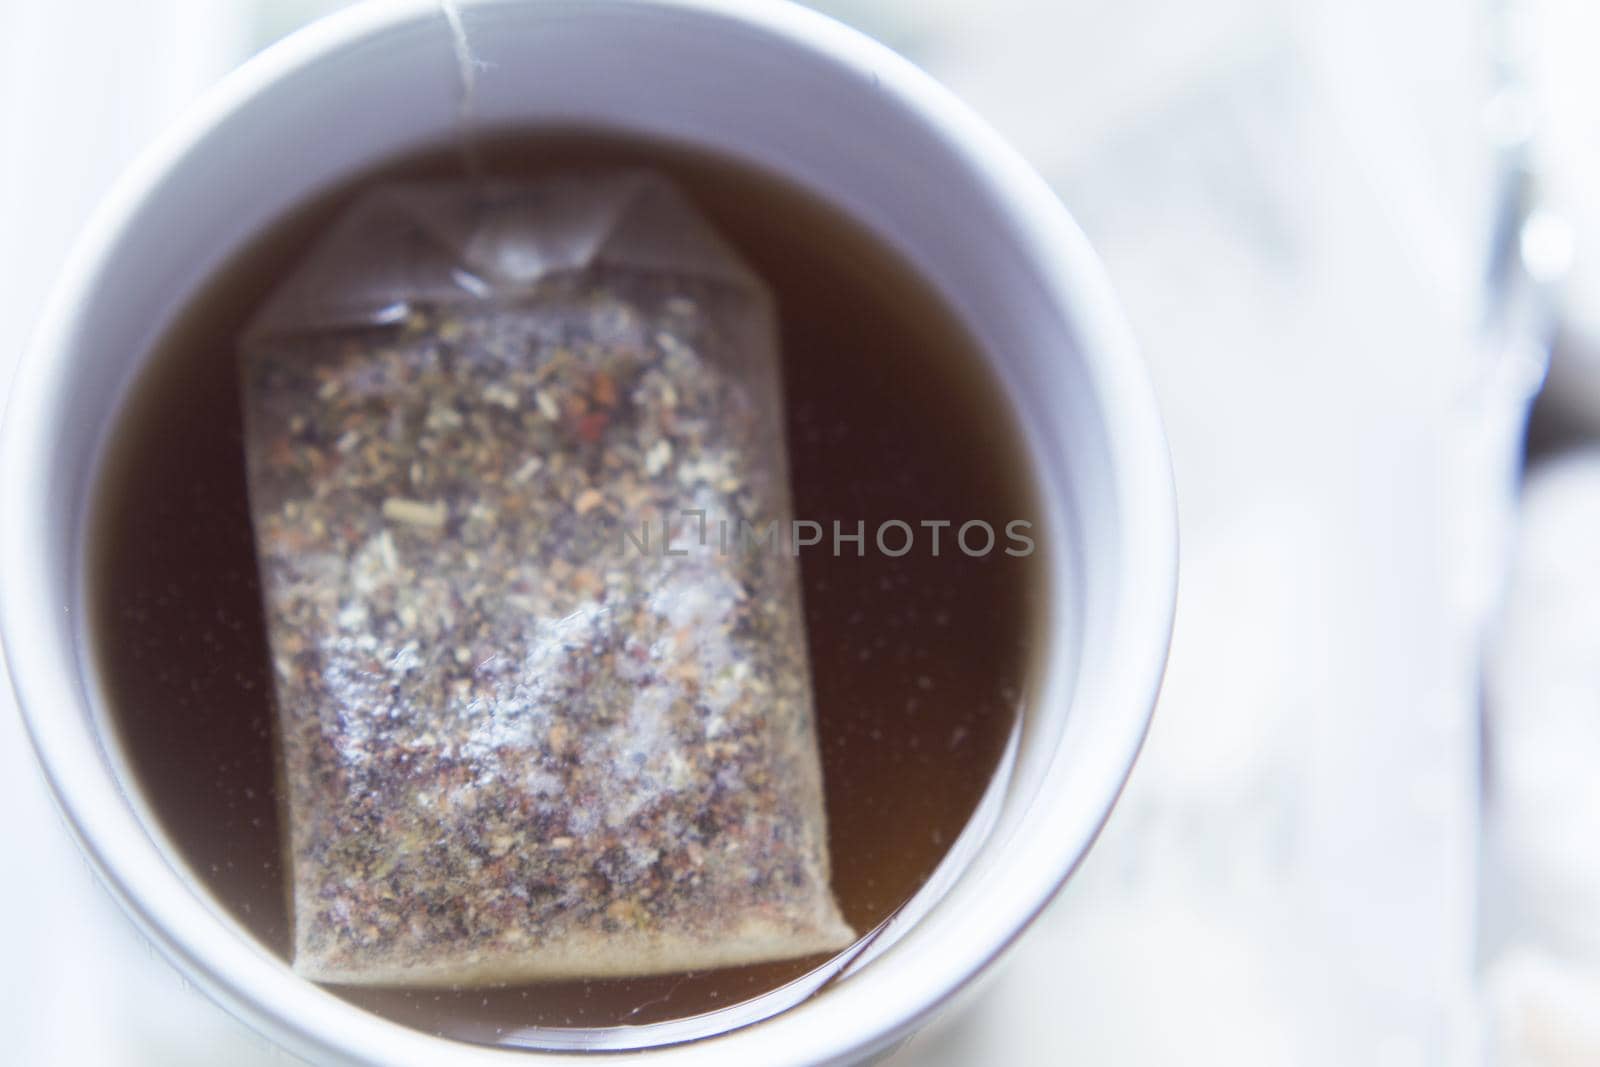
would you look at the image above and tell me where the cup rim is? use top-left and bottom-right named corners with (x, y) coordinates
top-left (0, 1), bottom-right (1176, 1063)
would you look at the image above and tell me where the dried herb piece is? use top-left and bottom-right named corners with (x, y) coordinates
top-left (240, 174), bottom-right (854, 985)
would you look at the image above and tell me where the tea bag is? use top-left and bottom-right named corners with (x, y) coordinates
top-left (240, 172), bottom-right (854, 986)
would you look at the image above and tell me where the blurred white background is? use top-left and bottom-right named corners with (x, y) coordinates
top-left (6, 1), bottom-right (1600, 1064)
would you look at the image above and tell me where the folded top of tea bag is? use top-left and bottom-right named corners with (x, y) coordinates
top-left (247, 172), bottom-right (762, 339)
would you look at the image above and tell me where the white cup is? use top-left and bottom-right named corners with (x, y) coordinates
top-left (0, 1), bottom-right (1175, 1064)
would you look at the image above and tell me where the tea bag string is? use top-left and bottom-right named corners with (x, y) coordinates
top-left (441, 0), bottom-right (487, 182)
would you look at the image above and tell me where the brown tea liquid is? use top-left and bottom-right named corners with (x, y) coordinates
top-left (89, 132), bottom-right (1043, 1043)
